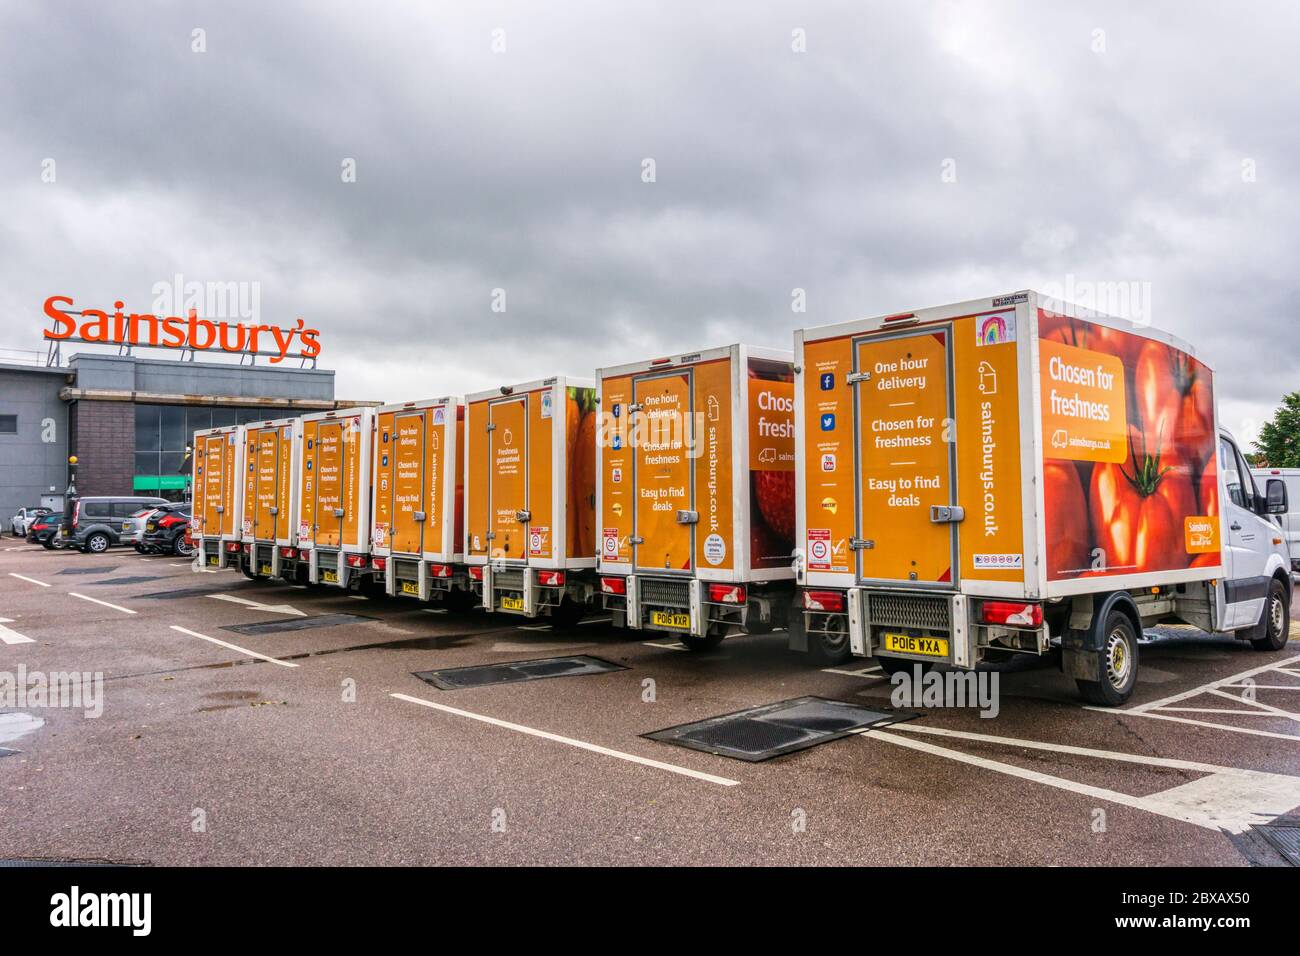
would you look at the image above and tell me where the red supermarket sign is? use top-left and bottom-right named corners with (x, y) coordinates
top-left (42, 294), bottom-right (321, 364)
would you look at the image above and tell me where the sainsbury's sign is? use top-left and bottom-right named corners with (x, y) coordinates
top-left (43, 295), bottom-right (321, 364)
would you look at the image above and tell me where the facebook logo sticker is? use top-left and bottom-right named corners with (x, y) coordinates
top-left (819, 372), bottom-right (834, 390)
top-left (820, 413), bottom-right (836, 431)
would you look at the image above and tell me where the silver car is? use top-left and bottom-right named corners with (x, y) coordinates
top-left (123, 506), bottom-right (161, 547)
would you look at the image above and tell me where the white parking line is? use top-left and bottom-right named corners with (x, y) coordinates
top-left (865, 723), bottom-right (1300, 833)
top-left (823, 665), bottom-right (884, 678)
top-left (169, 625), bottom-right (299, 668)
top-left (390, 692), bottom-right (739, 787)
top-left (68, 592), bottom-right (136, 615)
top-left (642, 640), bottom-right (687, 651)
top-left (0, 617), bottom-right (36, 645)
top-left (1125, 654), bottom-right (1300, 713)
top-left (8, 573), bottom-right (50, 587)
top-left (578, 617), bottom-right (613, 626)
top-left (518, 624), bottom-right (552, 632)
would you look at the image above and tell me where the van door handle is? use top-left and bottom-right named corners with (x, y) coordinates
top-left (1231, 522), bottom-right (1242, 531)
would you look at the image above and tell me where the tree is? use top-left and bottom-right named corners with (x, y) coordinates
top-left (1254, 392), bottom-right (1300, 467)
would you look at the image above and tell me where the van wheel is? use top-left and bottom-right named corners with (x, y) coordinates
top-left (808, 621), bottom-right (853, 664)
top-left (679, 632), bottom-right (725, 652)
top-left (445, 587), bottom-right (479, 613)
top-left (85, 533), bottom-right (110, 554)
top-left (1248, 578), bottom-right (1290, 651)
top-left (1076, 611), bottom-right (1138, 706)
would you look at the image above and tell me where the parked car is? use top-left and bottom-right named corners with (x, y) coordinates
top-left (124, 506), bottom-right (160, 548)
top-left (9, 506), bottom-right (52, 537)
top-left (60, 496), bottom-right (170, 554)
top-left (139, 505), bottom-right (193, 557)
top-left (28, 512), bottom-right (67, 549)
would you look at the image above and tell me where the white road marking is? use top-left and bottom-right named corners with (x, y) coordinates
top-left (642, 640), bottom-right (687, 651)
top-left (0, 712), bottom-right (45, 745)
top-left (823, 665), bottom-right (884, 678)
top-left (865, 723), bottom-right (1300, 833)
top-left (68, 592), bottom-right (136, 615)
top-left (349, 595), bottom-right (368, 600)
top-left (391, 693), bottom-right (739, 787)
top-left (206, 593), bottom-right (306, 616)
top-left (1124, 654), bottom-right (1300, 713)
top-left (8, 573), bottom-right (50, 588)
top-left (1205, 687), bottom-right (1300, 722)
top-left (169, 625), bottom-right (299, 668)
top-left (422, 608), bottom-right (448, 614)
top-left (0, 617), bottom-right (36, 645)
top-left (1112, 710), bottom-right (1300, 741)
top-left (578, 617), bottom-right (613, 626)
top-left (517, 624), bottom-right (552, 632)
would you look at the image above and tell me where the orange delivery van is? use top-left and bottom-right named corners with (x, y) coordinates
top-left (791, 290), bottom-right (1290, 705)
top-left (369, 397), bottom-right (472, 607)
top-left (595, 344), bottom-right (797, 649)
top-left (238, 416), bottom-right (302, 583)
top-left (463, 377), bottom-right (597, 626)
top-left (295, 406), bottom-right (375, 589)
top-left (192, 424), bottom-right (244, 570)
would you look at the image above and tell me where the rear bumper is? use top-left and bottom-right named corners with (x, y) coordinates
top-left (383, 556), bottom-right (468, 601)
top-left (599, 574), bottom-right (784, 637)
top-left (472, 565), bottom-right (593, 617)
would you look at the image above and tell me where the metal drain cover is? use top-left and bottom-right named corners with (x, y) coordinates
top-left (91, 575), bottom-right (163, 586)
top-left (58, 565), bottom-right (119, 575)
top-left (645, 695), bottom-right (916, 762)
top-left (414, 655), bottom-right (627, 690)
top-left (224, 613), bottom-right (373, 635)
top-left (142, 585), bottom-right (251, 600)
top-left (1257, 825), bottom-right (1300, 866)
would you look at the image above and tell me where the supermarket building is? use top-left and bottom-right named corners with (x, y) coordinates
top-left (0, 346), bottom-right (350, 521)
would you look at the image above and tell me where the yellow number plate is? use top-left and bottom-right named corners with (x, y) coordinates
top-left (882, 632), bottom-right (949, 658)
top-left (651, 610), bottom-right (690, 629)
top-left (401, 581), bottom-right (420, 595)
top-left (322, 570), bottom-right (338, 584)
top-left (207, 555), bottom-right (219, 566)
top-left (260, 564), bottom-right (273, 576)
top-left (501, 595), bottom-right (525, 611)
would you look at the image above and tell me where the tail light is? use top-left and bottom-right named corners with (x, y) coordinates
top-left (280, 546), bottom-right (296, 558)
top-left (372, 557), bottom-right (386, 571)
top-left (707, 583), bottom-right (746, 604)
top-left (468, 566), bottom-right (484, 581)
top-left (184, 528), bottom-right (193, 546)
top-left (538, 570), bottom-right (565, 587)
top-left (299, 549), bottom-right (311, 560)
top-left (429, 563), bottom-right (453, 578)
top-left (242, 543), bottom-right (252, 553)
top-left (345, 554), bottom-right (368, 569)
top-left (72, 500), bottom-right (80, 528)
top-left (980, 601), bottom-right (1043, 627)
top-left (802, 589), bottom-right (846, 612)
top-left (600, 576), bottom-right (626, 595)
top-left (226, 542), bottom-right (242, 553)
top-left (158, 513), bottom-right (184, 529)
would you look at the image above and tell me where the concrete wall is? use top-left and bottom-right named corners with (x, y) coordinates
top-left (0, 364), bottom-right (71, 524)
top-left (69, 353), bottom-right (335, 402)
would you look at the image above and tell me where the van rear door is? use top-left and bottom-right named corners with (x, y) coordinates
top-left (488, 396), bottom-right (528, 562)
top-left (632, 368), bottom-right (695, 573)
top-left (314, 420), bottom-right (345, 548)
top-left (252, 427), bottom-right (282, 541)
top-left (389, 411), bottom-right (426, 555)
top-left (852, 327), bottom-right (957, 585)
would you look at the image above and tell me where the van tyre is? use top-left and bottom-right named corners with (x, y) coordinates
top-left (550, 596), bottom-right (585, 631)
top-left (1076, 610), bottom-right (1138, 707)
top-left (84, 533), bottom-right (110, 554)
top-left (1248, 578), bottom-right (1289, 652)
top-left (808, 625), bottom-right (853, 665)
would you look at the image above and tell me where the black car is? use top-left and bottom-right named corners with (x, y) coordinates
top-left (28, 512), bottom-right (67, 549)
top-left (139, 505), bottom-right (193, 557)
top-left (60, 495), bottom-right (170, 553)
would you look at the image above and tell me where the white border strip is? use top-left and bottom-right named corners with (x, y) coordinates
top-left (8, 573), bottom-right (50, 587)
top-left (390, 692), bottom-right (739, 787)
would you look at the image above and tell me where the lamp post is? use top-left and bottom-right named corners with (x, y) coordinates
top-left (65, 454), bottom-right (78, 500)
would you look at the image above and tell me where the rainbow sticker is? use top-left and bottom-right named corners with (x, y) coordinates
top-left (977, 311), bottom-right (1016, 346)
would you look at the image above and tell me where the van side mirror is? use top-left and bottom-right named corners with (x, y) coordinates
top-left (1266, 478), bottom-right (1289, 515)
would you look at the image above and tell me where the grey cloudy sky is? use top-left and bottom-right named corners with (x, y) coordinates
top-left (1, 1), bottom-right (1296, 442)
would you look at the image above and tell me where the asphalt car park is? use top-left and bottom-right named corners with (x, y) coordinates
top-left (1, 543), bottom-right (1298, 866)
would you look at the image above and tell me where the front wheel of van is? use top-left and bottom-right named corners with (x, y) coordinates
top-left (1076, 611), bottom-right (1138, 707)
top-left (1249, 578), bottom-right (1289, 652)
top-left (85, 532), bottom-right (110, 554)
top-left (679, 632), bottom-right (725, 652)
